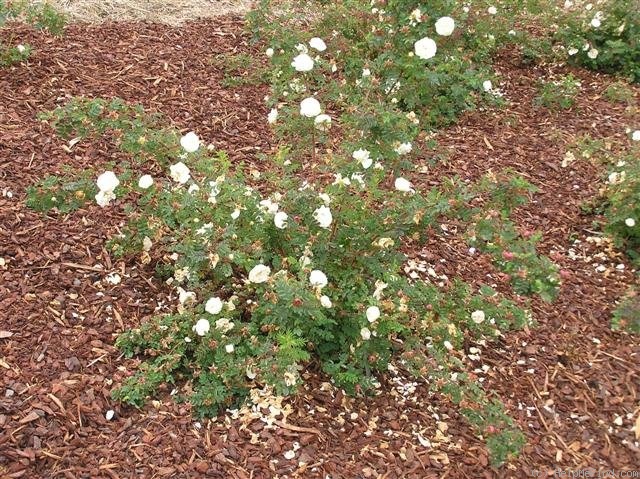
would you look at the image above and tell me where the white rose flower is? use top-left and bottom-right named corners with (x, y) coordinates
top-left (259, 199), bottom-right (279, 214)
top-left (318, 193), bottom-right (331, 205)
top-left (309, 269), bottom-right (328, 288)
top-left (395, 142), bottom-right (412, 155)
top-left (205, 297), bottom-right (223, 315)
top-left (309, 37), bottom-right (327, 52)
top-left (300, 97), bottom-right (322, 117)
top-left (193, 318), bottom-right (210, 337)
top-left (471, 310), bottom-right (486, 324)
top-left (180, 131), bottom-right (200, 153)
top-left (231, 208), bottom-right (241, 219)
top-left (96, 171), bottom-right (120, 193)
top-left (291, 53), bottom-right (314, 72)
top-left (631, 130), bottom-right (640, 141)
top-left (366, 306), bottom-right (381, 323)
top-left (177, 287), bottom-right (196, 305)
top-left (95, 189), bottom-right (116, 207)
top-left (274, 211), bottom-right (288, 229)
top-left (568, 47), bottom-right (579, 56)
top-left (268, 108), bottom-right (278, 124)
top-left (320, 295), bottom-right (332, 308)
top-left (362, 68), bottom-right (371, 77)
top-left (215, 318), bottom-right (234, 333)
top-left (138, 174), bottom-right (153, 189)
top-left (170, 162), bottom-right (191, 184)
top-left (394, 177), bottom-right (413, 192)
top-left (587, 48), bottom-right (599, 59)
top-left (360, 327), bottom-right (372, 341)
top-left (444, 340), bottom-right (454, 351)
top-left (225, 344), bottom-right (235, 353)
top-left (313, 205), bottom-right (333, 228)
top-left (488, 6), bottom-right (497, 14)
top-left (314, 114), bottom-right (332, 131)
top-left (266, 47), bottom-right (274, 57)
top-left (16, 44), bottom-right (26, 54)
top-left (248, 264), bottom-right (271, 283)
top-left (483, 80), bottom-right (493, 92)
top-left (590, 17), bottom-right (601, 28)
top-left (435, 17), bottom-right (455, 36)
top-left (414, 37), bottom-right (437, 60)
top-left (625, 218), bottom-right (636, 227)
top-left (188, 184), bottom-right (200, 194)
top-left (352, 149), bottom-right (372, 169)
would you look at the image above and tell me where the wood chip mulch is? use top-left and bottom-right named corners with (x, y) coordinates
top-left (1, 17), bottom-right (639, 479)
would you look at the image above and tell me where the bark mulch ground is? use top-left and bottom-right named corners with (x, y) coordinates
top-left (1, 17), bottom-right (639, 479)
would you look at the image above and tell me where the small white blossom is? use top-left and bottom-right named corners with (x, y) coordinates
top-left (471, 310), bottom-right (486, 324)
top-left (180, 132), bottom-right (200, 153)
top-left (313, 205), bottom-right (333, 228)
top-left (259, 198), bottom-right (279, 214)
top-left (320, 295), bottom-right (332, 308)
top-left (291, 53), bottom-right (314, 72)
top-left (360, 327), bottom-right (372, 340)
top-left (587, 48), bottom-right (599, 59)
top-left (631, 130), bottom-right (640, 141)
top-left (268, 108), bottom-right (278, 124)
top-left (353, 149), bottom-right (372, 169)
top-left (266, 47), bottom-right (274, 57)
top-left (366, 306), bottom-right (381, 323)
top-left (309, 270), bottom-right (328, 289)
top-left (95, 189), bottom-right (116, 207)
top-left (16, 44), bottom-right (26, 54)
top-left (309, 37), bottom-right (327, 52)
top-left (274, 211), bottom-right (288, 229)
top-left (395, 142), bottom-right (412, 155)
top-left (625, 218), bottom-right (636, 227)
top-left (138, 174), bottom-right (153, 189)
top-left (205, 297), bottom-right (224, 315)
top-left (248, 264), bottom-right (271, 283)
top-left (177, 287), bottom-right (196, 305)
top-left (444, 340), bottom-right (454, 351)
top-left (435, 17), bottom-right (455, 36)
top-left (414, 37), bottom-right (437, 60)
top-left (97, 171), bottom-right (120, 192)
top-left (568, 47), bottom-right (579, 56)
top-left (314, 114), bottom-right (332, 131)
top-left (483, 80), bottom-right (493, 92)
top-left (170, 162), bottom-right (191, 184)
top-left (394, 177), bottom-right (413, 193)
top-left (590, 17), bottom-right (601, 28)
top-left (488, 6), bottom-right (497, 14)
top-left (300, 97), bottom-right (322, 117)
top-left (193, 318), bottom-right (210, 337)
top-left (225, 344), bottom-right (235, 353)
top-left (215, 318), bottom-right (234, 333)
top-left (231, 208), bottom-right (241, 220)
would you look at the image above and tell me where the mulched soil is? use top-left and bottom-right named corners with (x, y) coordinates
top-left (1, 17), bottom-right (639, 479)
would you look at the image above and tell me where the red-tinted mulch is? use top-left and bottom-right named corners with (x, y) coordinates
top-left (1, 17), bottom-right (639, 479)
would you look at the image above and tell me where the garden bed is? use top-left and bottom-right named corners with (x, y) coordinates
top-left (0, 16), bottom-right (639, 478)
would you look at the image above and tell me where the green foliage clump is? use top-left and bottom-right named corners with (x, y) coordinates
top-left (600, 141), bottom-right (640, 264)
top-left (0, 0), bottom-right (65, 66)
top-left (611, 288), bottom-right (640, 334)
top-left (534, 74), bottom-right (581, 110)
top-left (556, 0), bottom-right (640, 82)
